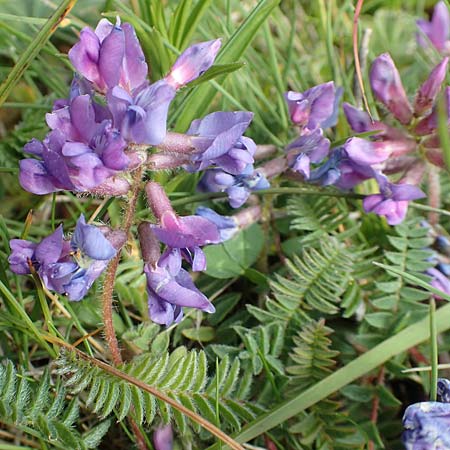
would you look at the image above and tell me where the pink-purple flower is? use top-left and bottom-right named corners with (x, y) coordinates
top-left (363, 173), bottom-right (426, 225)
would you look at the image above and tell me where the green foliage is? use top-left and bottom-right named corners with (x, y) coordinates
top-left (362, 219), bottom-right (434, 342)
top-left (286, 319), bottom-right (338, 391)
top-left (248, 238), bottom-right (373, 333)
top-left (0, 360), bottom-right (111, 449)
top-left (56, 347), bottom-right (255, 438)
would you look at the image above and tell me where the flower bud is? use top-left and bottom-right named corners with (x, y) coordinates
top-left (370, 53), bottom-right (413, 124)
top-left (165, 39), bottom-right (221, 89)
top-left (415, 57), bottom-right (449, 116)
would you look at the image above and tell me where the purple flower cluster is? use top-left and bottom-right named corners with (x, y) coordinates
top-left (19, 18), bottom-right (221, 196)
top-left (9, 215), bottom-right (124, 301)
top-left (403, 378), bottom-right (450, 449)
top-left (296, 50), bottom-right (450, 225)
top-left (12, 16), bottom-right (265, 325)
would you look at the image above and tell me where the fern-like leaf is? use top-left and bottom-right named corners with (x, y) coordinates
top-left (0, 360), bottom-right (110, 449)
top-left (56, 347), bottom-right (256, 438)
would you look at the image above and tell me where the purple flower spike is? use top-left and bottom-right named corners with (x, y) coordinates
top-left (286, 128), bottom-right (330, 178)
top-left (8, 216), bottom-right (117, 301)
top-left (165, 39), bottom-right (221, 89)
top-left (403, 401), bottom-right (450, 450)
top-left (415, 57), bottom-right (449, 116)
top-left (69, 18), bottom-right (148, 93)
top-left (153, 425), bottom-right (173, 450)
top-left (370, 53), bottom-right (413, 125)
top-left (417, 1), bottom-right (450, 53)
top-left (151, 210), bottom-right (220, 273)
top-left (145, 264), bottom-right (214, 326)
top-left (363, 173), bottom-right (426, 225)
top-left (108, 80), bottom-right (175, 145)
top-left (284, 82), bottom-right (338, 129)
top-left (186, 111), bottom-right (256, 175)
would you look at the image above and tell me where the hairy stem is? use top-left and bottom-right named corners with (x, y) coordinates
top-left (102, 167), bottom-right (143, 365)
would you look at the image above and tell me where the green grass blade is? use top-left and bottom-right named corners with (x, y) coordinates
top-left (175, 0), bottom-right (281, 131)
top-left (0, 280), bottom-right (56, 357)
top-left (0, 0), bottom-right (77, 107)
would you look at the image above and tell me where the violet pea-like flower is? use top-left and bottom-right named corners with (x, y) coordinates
top-left (145, 264), bottom-right (214, 326)
top-left (69, 18), bottom-right (148, 93)
top-left (8, 215), bottom-right (117, 301)
top-left (186, 111), bottom-right (256, 175)
top-left (286, 128), bottom-right (330, 179)
top-left (199, 166), bottom-right (270, 209)
top-left (417, 1), bottom-right (450, 54)
top-left (108, 80), bottom-right (176, 145)
top-left (165, 39), bottom-right (221, 89)
top-left (151, 210), bottom-right (221, 275)
top-left (284, 82), bottom-right (340, 129)
top-left (370, 53), bottom-right (413, 125)
top-left (363, 173), bottom-right (426, 225)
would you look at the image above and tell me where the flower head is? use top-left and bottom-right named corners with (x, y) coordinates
top-left (286, 128), bottom-right (330, 178)
top-left (415, 57), bottom-right (449, 116)
top-left (69, 18), bottom-right (148, 93)
top-left (19, 94), bottom-right (130, 195)
top-left (108, 80), bottom-right (176, 145)
top-left (151, 210), bottom-right (220, 274)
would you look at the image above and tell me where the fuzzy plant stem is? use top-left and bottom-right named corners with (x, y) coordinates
top-left (102, 167), bottom-right (143, 366)
top-left (428, 165), bottom-right (441, 225)
top-left (100, 167), bottom-right (148, 450)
